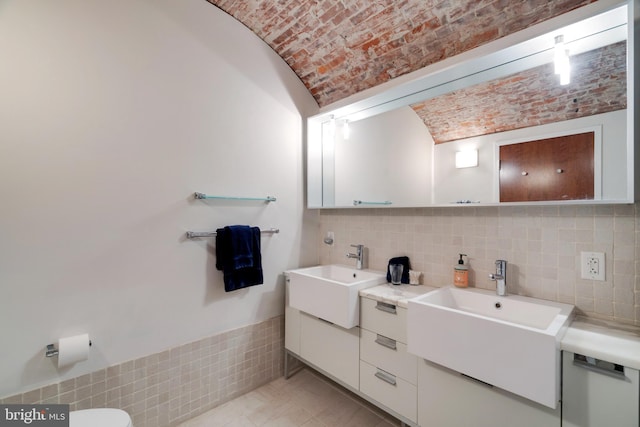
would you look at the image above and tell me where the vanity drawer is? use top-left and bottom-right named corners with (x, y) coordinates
top-left (360, 297), bottom-right (407, 343)
top-left (360, 329), bottom-right (417, 384)
top-left (360, 360), bottom-right (417, 423)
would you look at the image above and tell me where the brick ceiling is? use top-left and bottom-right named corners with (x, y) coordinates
top-left (206, 0), bottom-right (596, 108)
top-left (411, 41), bottom-right (627, 144)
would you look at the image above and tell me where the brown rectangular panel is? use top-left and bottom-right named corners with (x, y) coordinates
top-left (499, 132), bottom-right (594, 202)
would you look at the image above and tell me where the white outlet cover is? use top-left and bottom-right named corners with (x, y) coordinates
top-left (581, 251), bottom-right (605, 281)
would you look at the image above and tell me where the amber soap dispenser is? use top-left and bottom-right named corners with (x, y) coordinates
top-left (454, 253), bottom-right (469, 287)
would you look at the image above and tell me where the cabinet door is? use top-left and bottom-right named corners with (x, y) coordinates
top-left (500, 132), bottom-right (594, 202)
top-left (563, 351), bottom-right (639, 427)
top-left (418, 359), bottom-right (560, 427)
top-left (299, 312), bottom-right (360, 390)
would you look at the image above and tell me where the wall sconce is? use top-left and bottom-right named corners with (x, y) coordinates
top-left (455, 150), bottom-right (478, 168)
top-left (554, 35), bottom-right (570, 85)
top-left (325, 114), bottom-right (337, 141)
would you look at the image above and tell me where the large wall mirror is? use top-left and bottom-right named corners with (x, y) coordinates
top-left (307, 0), bottom-right (637, 208)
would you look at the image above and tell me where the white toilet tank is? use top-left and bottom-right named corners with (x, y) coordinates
top-left (69, 408), bottom-right (132, 427)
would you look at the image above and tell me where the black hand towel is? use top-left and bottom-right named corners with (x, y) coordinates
top-left (215, 225), bottom-right (263, 292)
top-left (386, 256), bottom-right (411, 284)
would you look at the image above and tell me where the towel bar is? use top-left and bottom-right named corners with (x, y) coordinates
top-left (353, 200), bottom-right (392, 206)
top-left (186, 228), bottom-right (280, 239)
top-left (194, 192), bottom-right (276, 202)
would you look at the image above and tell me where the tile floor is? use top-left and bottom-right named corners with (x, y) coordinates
top-left (178, 367), bottom-right (402, 427)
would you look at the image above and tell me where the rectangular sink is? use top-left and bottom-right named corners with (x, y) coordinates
top-left (421, 286), bottom-right (568, 330)
top-left (407, 286), bottom-right (574, 408)
top-left (287, 264), bottom-right (386, 329)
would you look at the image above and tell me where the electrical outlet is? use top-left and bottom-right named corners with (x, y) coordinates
top-left (581, 251), bottom-right (605, 281)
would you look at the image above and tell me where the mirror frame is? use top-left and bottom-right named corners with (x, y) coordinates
top-left (307, 0), bottom-right (637, 209)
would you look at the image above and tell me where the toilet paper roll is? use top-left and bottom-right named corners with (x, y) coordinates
top-left (57, 334), bottom-right (90, 368)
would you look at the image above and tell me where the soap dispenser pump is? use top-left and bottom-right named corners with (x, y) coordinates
top-left (454, 254), bottom-right (469, 288)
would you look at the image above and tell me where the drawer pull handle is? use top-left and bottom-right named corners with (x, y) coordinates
top-left (375, 369), bottom-right (397, 386)
top-left (573, 353), bottom-right (626, 379)
top-left (461, 373), bottom-right (494, 388)
top-left (375, 301), bottom-right (397, 315)
top-left (375, 334), bottom-right (397, 350)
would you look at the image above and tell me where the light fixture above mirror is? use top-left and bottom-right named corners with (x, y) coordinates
top-left (554, 35), bottom-right (571, 85)
top-left (455, 150), bottom-right (479, 169)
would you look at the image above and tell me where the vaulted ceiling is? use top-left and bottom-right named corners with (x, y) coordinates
top-left (206, 0), bottom-right (596, 108)
top-left (411, 41), bottom-right (627, 143)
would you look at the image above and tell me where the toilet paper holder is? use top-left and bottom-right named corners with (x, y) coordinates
top-left (45, 340), bottom-right (92, 358)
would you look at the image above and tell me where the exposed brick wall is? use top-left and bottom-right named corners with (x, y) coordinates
top-left (411, 41), bottom-right (627, 144)
top-left (206, 0), bottom-right (596, 107)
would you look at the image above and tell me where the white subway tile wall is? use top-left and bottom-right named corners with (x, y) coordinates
top-left (0, 316), bottom-right (284, 427)
top-left (319, 203), bottom-right (640, 326)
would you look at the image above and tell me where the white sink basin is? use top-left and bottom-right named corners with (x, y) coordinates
top-left (407, 286), bottom-right (574, 408)
top-left (287, 264), bottom-right (386, 329)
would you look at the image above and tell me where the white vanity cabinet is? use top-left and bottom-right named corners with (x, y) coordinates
top-left (286, 280), bottom-right (430, 426)
top-left (562, 352), bottom-right (639, 427)
top-left (359, 297), bottom-right (418, 423)
top-left (417, 359), bottom-right (560, 427)
top-left (560, 319), bottom-right (640, 427)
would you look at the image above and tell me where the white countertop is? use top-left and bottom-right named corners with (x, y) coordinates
top-left (359, 283), bottom-right (436, 308)
top-left (561, 317), bottom-right (640, 370)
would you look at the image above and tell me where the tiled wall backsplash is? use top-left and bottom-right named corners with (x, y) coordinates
top-left (0, 316), bottom-right (284, 427)
top-left (319, 203), bottom-right (640, 326)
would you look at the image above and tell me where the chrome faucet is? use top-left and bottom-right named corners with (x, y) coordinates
top-left (489, 260), bottom-right (507, 296)
top-left (346, 244), bottom-right (364, 270)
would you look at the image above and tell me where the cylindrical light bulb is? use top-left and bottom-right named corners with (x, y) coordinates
top-left (554, 35), bottom-right (565, 75)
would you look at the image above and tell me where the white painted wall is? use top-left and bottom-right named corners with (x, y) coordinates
top-left (0, 0), bottom-right (319, 396)
top-left (334, 107), bottom-right (433, 207)
top-left (433, 110), bottom-right (627, 204)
